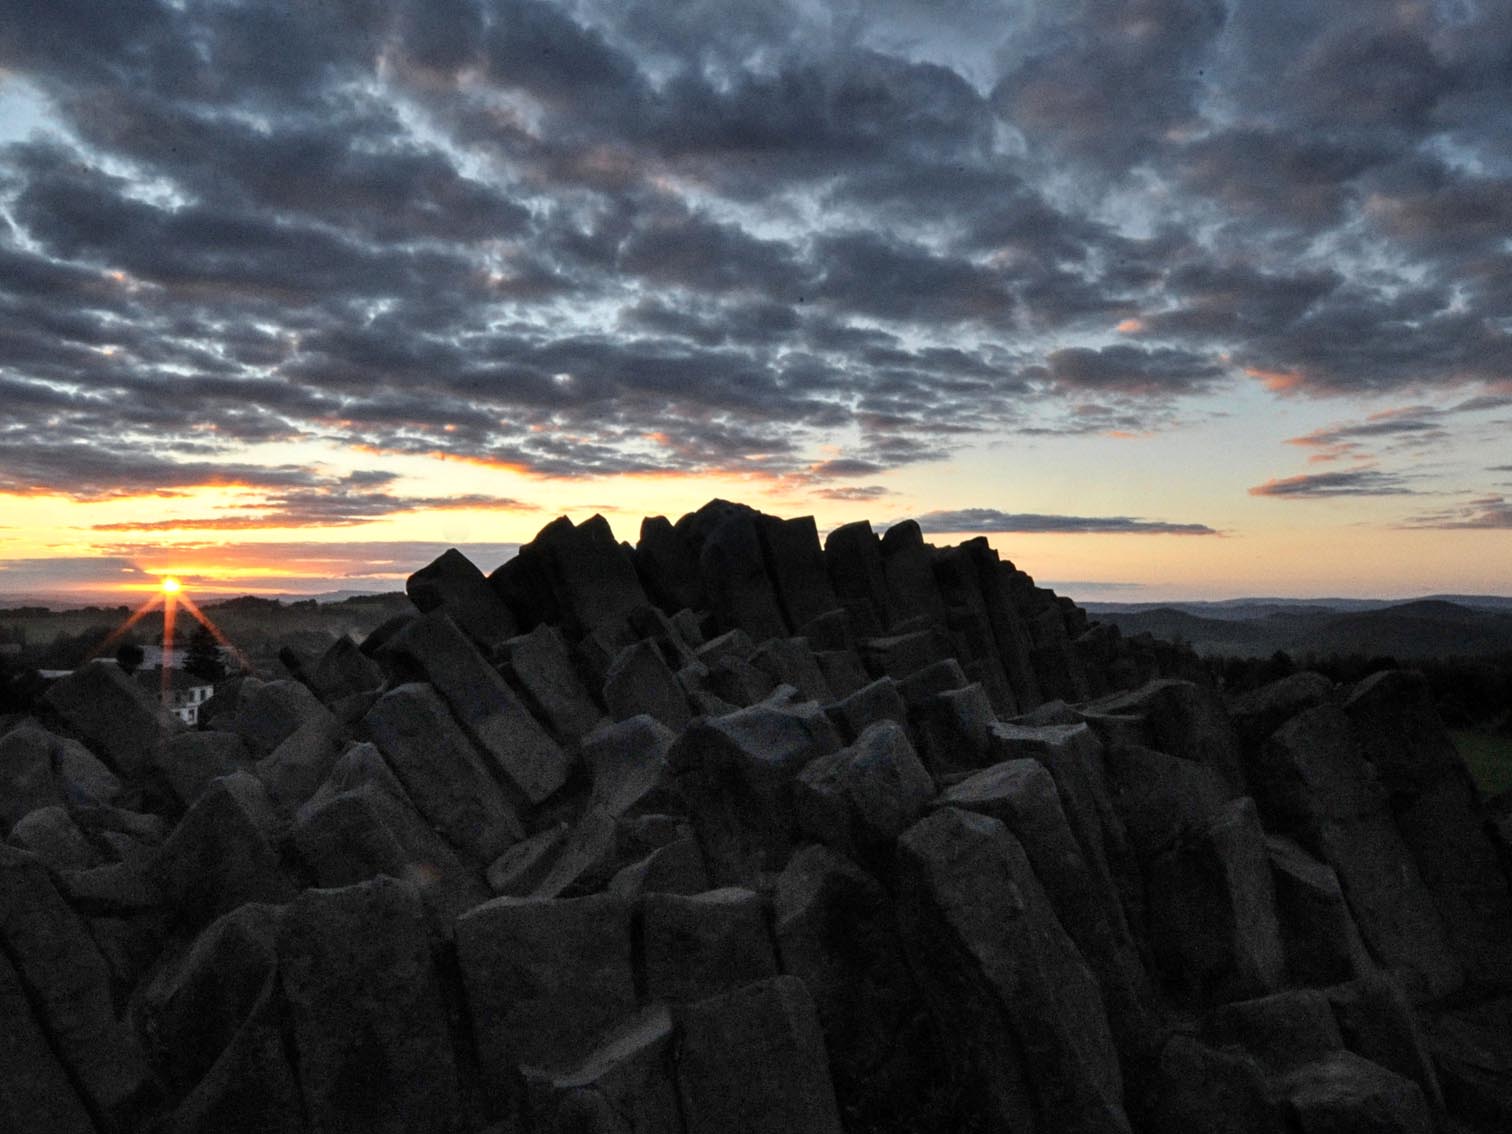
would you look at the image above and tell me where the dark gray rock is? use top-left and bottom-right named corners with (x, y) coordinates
top-left (232, 678), bottom-right (332, 760)
top-left (878, 520), bottom-right (948, 627)
top-left (150, 772), bottom-right (297, 927)
top-left (823, 675), bottom-right (909, 745)
top-left (641, 887), bottom-right (777, 1002)
top-left (1424, 998), bottom-right (1512, 1127)
top-left (303, 633), bottom-right (384, 704)
top-left (1211, 989), bottom-right (1345, 1074)
top-left (253, 710), bottom-right (345, 810)
top-left (669, 697), bottom-right (842, 884)
top-left (1147, 796), bottom-right (1285, 1005)
top-left (695, 503), bottom-right (790, 643)
top-left (457, 892), bottom-right (636, 1111)
top-left (795, 719), bottom-right (934, 866)
top-left (1105, 742), bottom-right (1228, 862)
top-left (531, 1006), bottom-right (682, 1134)
top-left (1229, 671), bottom-right (1335, 755)
top-left (1267, 836), bottom-right (1374, 986)
top-left (608, 836), bottom-right (709, 901)
top-left (936, 758), bottom-right (1157, 1056)
top-left (43, 659), bottom-right (176, 777)
top-left (407, 546), bottom-right (518, 648)
top-left (9, 803), bottom-right (101, 870)
top-left (813, 647), bottom-right (870, 700)
top-left (581, 714), bottom-right (679, 819)
top-left (1281, 1051), bottom-right (1431, 1134)
top-left (755, 513), bottom-right (840, 633)
top-left (0, 845), bottom-right (149, 1122)
top-left (860, 626), bottom-right (954, 681)
top-left (603, 639), bottom-right (691, 731)
top-left (530, 514), bottom-right (649, 638)
top-left (1256, 706), bottom-right (1461, 1002)
top-left (674, 976), bottom-right (844, 1134)
top-left (278, 876), bottom-right (460, 1134)
top-left (637, 514), bottom-right (703, 613)
top-left (500, 622), bottom-right (604, 745)
top-left (1345, 669), bottom-right (1512, 990)
top-left (1143, 1035), bottom-right (1284, 1134)
top-left (154, 730), bottom-right (250, 811)
top-left (912, 682), bottom-right (997, 775)
top-left (0, 947), bottom-right (95, 1133)
top-left (823, 520), bottom-right (891, 637)
top-left (379, 611), bottom-right (571, 804)
top-left (1326, 974), bottom-right (1443, 1110)
top-left (774, 844), bottom-right (940, 1133)
top-left (750, 636), bottom-right (832, 703)
top-left (896, 807), bottom-right (1130, 1134)
top-left (1088, 678), bottom-right (1248, 796)
top-left (364, 682), bottom-right (524, 862)
top-left (292, 784), bottom-right (487, 931)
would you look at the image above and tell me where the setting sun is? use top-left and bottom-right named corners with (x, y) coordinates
top-left (160, 577), bottom-right (182, 595)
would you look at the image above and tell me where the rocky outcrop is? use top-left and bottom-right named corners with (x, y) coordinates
top-left (5, 499), bottom-right (1510, 1133)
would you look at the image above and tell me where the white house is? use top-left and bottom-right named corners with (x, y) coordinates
top-left (136, 667), bottom-right (217, 725)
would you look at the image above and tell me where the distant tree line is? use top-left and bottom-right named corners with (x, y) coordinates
top-left (1209, 650), bottom-right (1512, 733)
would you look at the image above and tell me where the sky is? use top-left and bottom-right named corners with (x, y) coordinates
top-left (1, 0), bottom-right (1510, 603)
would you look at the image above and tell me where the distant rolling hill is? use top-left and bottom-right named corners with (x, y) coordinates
top-left (1084, 597), bottom-right (1512, 659)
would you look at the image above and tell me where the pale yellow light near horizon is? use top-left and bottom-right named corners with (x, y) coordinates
top-left (159, 577), bottom-right (182, 595)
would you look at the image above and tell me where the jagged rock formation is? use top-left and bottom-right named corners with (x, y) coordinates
top-left (4, 498), bottom-right (1512, 1133)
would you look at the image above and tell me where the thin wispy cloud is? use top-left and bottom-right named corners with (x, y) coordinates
top-left (911, 509), bottom-right (1219, 536)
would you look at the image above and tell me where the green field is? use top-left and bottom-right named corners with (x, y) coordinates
top-left (1452, 730), bottom-right (1512, 798)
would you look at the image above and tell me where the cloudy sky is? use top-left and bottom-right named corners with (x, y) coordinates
top-left (2, 0), bottom-right (1509, 601)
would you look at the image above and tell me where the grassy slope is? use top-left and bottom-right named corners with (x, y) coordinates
top-left (1452, 730), bottom-right (1512, 797)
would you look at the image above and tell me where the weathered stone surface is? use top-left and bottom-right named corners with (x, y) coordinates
top-left (750, 636), bottom-right (831, 703)
top-left (878, 520), bottom-right (948, 627)
top-left (912, 682), bottom-right (997, 775)
top-left (254, 710), bottom-right (345, 809)
top-left (1256, 706), bottom-right (1461, 1002)
top-left (669, 697), bottom-right (842, 884)
top-left (163, 979), bottom-right (305, 1134)
top-left (896, 807), bottom-right (1130, 1134)
top-left (774, 844), bottom-right (940, 1132)
top-left (0, 845), bottom-right (149, 1122)
top-left (13, 802), bottom-right (102, 872)
top-left (457, 892), bottom-right (636, 1108)
top-left (407, 546), bottom-right (518, 647)
top-left (1088, 678), bottom-right (1248, 795)
top-left (1281, 1051), bottom-right (1431, 1134)
top-left (154, 730), bottom-right (250, 810)
top-left (138, 901), bottom-right (282, 1096)
top-left (1268, 836), bottom-right (1374, 986)
top-left (860, 626), bottom-right (954, 681)
top-left (292, 784), bottom-right (486, 930)
top-left (637, 514), bottom-right (704, 613)
top-left (608, 836), bottom-right (709, 900)
top-left (1229, 671), bottom-right (1335, 755)
top-left (279, 877), bottom-right (459, 1134)
top-left (1, 723), bottom-right (70, 830)
top-left (531, 514), bottom-right (649, 637)
top-left (528, 804), bottom-right (620, 898)
top-left (1143, 1035), bottom-right (1285, 1134)
top-left (823, 675), bottom-right (909, 744)
top-left (937, 758), bottom-right (1157, 1056)
top-left (305, 632), bottom-right (385, 704)
top-left (1105, 742), bottom-right (1228, 861)
top-left (231, 677), bottom-right (332, 760)
top-left (43, 659), bottom-right (176, 777)
top-left (1425, 999), bottom-right (1512, 1127)
top-left (500, 622), bottom-right (603, 744)
top-left (1147, 796), bottom-right (1285, 1004)
top-left (1326, 974), bottom-right (1442, 1110)
top-left (795, 719), bottom-right (934, 865)
top-left (603, 639), bottom-right (691, 731)
top-left (1345, 668), bottom-right (1512, 989)
top-left (674, 975), bottom-right (844, 1134)
top-left (364, 682), bottom-right (524, 861)
top-left (150, 772), bottom-right (296, 926)
top-left (695, 503), bottom-right (790, 643)
top-left (823, 520), bottom-right (891, 634)
top-left (380, 611), bottom-right (572, 803)
top-left (642, 887), bottom-right (777, 1002)
top-left (487, 821), bottom-right (569, 896)
top-left (0, 946), bottom-right (96, 1134)
top-left (813, 647), bottom-right (870, 700)
top-left (756, 513), bottom-right (840, 633)
top-left (533, 1006), bottom-right (682, 1134)
top-left (1211, 989), bottom-right (1344, 1074)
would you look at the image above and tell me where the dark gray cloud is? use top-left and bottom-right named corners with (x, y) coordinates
top-left (0, 0), bottom-right (1509, 505)
top-left (911, 508), bottom-right (1219, 535)
top-left (1403, 497), bottom-right (1512, 531)
top-left (1248, 470), bottom-right (1418, 499)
